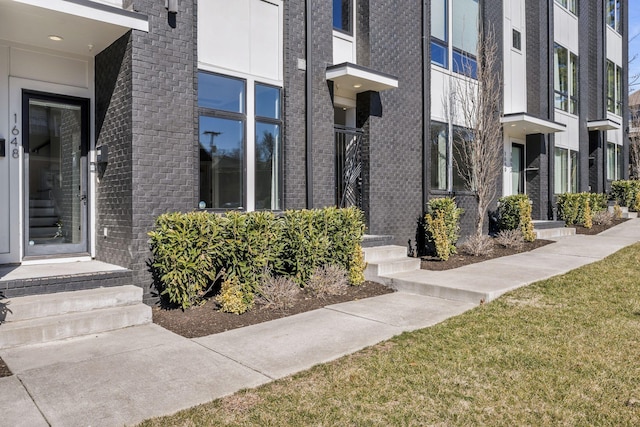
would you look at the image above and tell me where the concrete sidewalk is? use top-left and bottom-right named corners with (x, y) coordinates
top-left (1, 219), bottom-right (639, 427)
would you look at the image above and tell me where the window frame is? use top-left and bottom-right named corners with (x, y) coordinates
top-left (198, 72), bottom-right (247, 211)
top-left (332, 0), bottom-right (353, 35)
top-left (197, 71), bottom-right (285, 212)
top-left (554, 147), bottom-right (579, 194)
top-left (555, 0), bottom-right (578, 15)
top-left (607, 60), bottom-right (623, 116)
top-left (430, 0), bottom-right (479, 80)
top-left (554, 43), bottom-right (578, 115)
top-left (254, 82), bottom-right (283, 211)
top-left (607, 0), bottom-right (622, 33)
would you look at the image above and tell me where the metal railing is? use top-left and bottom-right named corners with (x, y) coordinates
top-left (335, 126), bottom-right (364, 209)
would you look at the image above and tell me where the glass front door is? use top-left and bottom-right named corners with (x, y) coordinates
top-left (511, 143), bottom-right (525, 195)
top-left (23, 91), bottom-right (89, 256)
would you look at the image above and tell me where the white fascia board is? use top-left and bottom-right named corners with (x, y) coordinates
top-left (587, 119), bottom-right (620, 131)
top-left (501, 113), bottom-right (566, 134)
top-left (12, 0), bottom-right (149, 31)
top-left (326, 62), bottom-right (398, 94)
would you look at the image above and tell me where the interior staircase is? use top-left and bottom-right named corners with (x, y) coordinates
top-left (29, 194), bottom-right (61, 244)
top-left (0, 286), bottom-right (151, 350)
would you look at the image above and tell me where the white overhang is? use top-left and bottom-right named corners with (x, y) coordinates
top-left (0, 0), bottom-right (148, 57)
top-left (501, 113), bottom-right (566, 138)
top-left (587, 118), bottom-right (620, 131)
top-left (326, 62), bottom-right (398, 98)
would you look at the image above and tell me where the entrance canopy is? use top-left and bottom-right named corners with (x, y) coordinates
top-left (587, 118), bottom-right (620, 131)
top-left (326, 62), bottom-right (398, 100)
top-left (501, 113), bottom-right (566, 139)
top-left (0, 0), bottom-right (148, 57)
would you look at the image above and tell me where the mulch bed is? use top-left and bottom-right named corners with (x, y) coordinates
top-left (420, 218), bottom-right (629, 271)
top-left (573, 218), bottom-right (628, 235)
top-left (420, 239), bottom-right (554, 271)
top-left (153, 281), bottom-right (393, 338)
top-left (0, 357), bottom-right (11, 378)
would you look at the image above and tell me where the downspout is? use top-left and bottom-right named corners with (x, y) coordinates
top-left (422, 0), bottom-right (428, 211)
top-left (305, 0), bottom-right (314, 209)
top-left (602, 3), bottom-right (608, 190)
top-left (547, 0), bottom-right (554, 219)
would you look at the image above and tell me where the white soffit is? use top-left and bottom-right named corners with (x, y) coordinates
top-left (587, 119), bottom-right (620, 131)
top-left (0, 0), bottom-right (148, 57)
top-left (501, 113), bottom-right (566, 138)
top-left (326, 62), bottom-right (398, 96)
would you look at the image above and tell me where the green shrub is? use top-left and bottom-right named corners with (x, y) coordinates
top-left (557, 192), bottom-right (606, 227)
top-left (148, 212), bottom-right (224, 309)
top-left (424, 198), bottom-right (462, 260)
top-left (148, 207), bottom-right (366, 310)
top-left (635, 192), bottom-right (640, 213)
top-left (611, 180), bottom-right (640, 210)
top-left (279, 209), bottom-right (331, 286)
top-left (497, 194), bottom-right (530, 231)
top-left (220, 211), bottom-right (284, 297)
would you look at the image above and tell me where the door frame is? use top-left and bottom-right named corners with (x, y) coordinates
top-left (5, 77), bottom-right (93, 264)
top-left (22, 90), bottom-right (90, 257)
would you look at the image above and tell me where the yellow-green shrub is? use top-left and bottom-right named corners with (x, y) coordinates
top-left (424, 197), bottom-right (462, 261)
top-left (216, 276), bottom-right (254, 314)
top-left (611, 180), bottom-right (640, 210)
top-left (517, 198), bottom-right (536, 242)
top-left (557, 192), bottom-right (606, 226)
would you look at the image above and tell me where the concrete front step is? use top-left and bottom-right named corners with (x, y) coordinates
top-left (2, 285), bottom-right (143, 323)
top-left (364, 257), bottom-right (422, 281)
top-left (363, 245), bottom-right (408, 263)
top-left (0, 304), bottom-right (152, 349)
top-left (534, 227), bottom-right (576, 240)
top-left (608, 206), bottom-right (638, 218)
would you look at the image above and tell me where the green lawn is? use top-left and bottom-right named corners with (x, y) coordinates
top-left (139, 243), bottom-right (640, 426)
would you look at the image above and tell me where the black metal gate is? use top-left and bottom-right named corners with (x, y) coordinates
top-left (335, 126), bottom-right (364, 209)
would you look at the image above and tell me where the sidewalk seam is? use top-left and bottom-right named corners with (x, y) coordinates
top-left (190, 339), bottom-right (276, 381)
top-left (16, 374), bottom-right (51, 427)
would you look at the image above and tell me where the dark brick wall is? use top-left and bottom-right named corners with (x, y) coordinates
top-left (283, 0), bottom-right (308, 210)
top-left (95, 2), bottom-right (197, 301)
top-left (129, 0), bottom-right (197, 300)
top-left (95, 33), bottom-right (134, 271)
top-left (310, 0), bottom-right (338, 208)
top-left (364, 0), bottom-right (423, 245)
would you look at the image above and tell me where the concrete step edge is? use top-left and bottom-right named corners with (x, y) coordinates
top-left (2, 285), bottom-right (142, 323)
top-left (388, 278), bottom-right (489, 304)
top-left (363, 245), bottom-right (409, 262)
top-left (0, 304), bottom-right (152, 350)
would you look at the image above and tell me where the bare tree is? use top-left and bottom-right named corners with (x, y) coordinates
top-left (448, 26), bottom-right (503, 237)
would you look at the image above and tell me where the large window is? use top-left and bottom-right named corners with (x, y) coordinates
top-left (607, 142), bottom-right (623, 181)
top-left (555, 0), bottom-right (577, 15)
top-left (430, 121), bottom-right (472, 192)
top-left (198, 72), bottom-right (282, 210)
top-left (430, 121), bottom-right (448, 190)
top-left (255, 84), bottom-right (282, 210)
top-left (607, 0), bottom-right (621, 33)
top-left (607, 60), bottom-right (623, 115)
top-left (554, 147), bottom-right (579, 194)
top-left (333, 0), bottom-right (352, 34)
top-left (431, 0), bottom-right (479, 79)
top-left (554, 44), bottom-right (578, 114)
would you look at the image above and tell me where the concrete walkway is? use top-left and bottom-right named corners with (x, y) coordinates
top-left (1, 219), bottom-right (639, 427)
